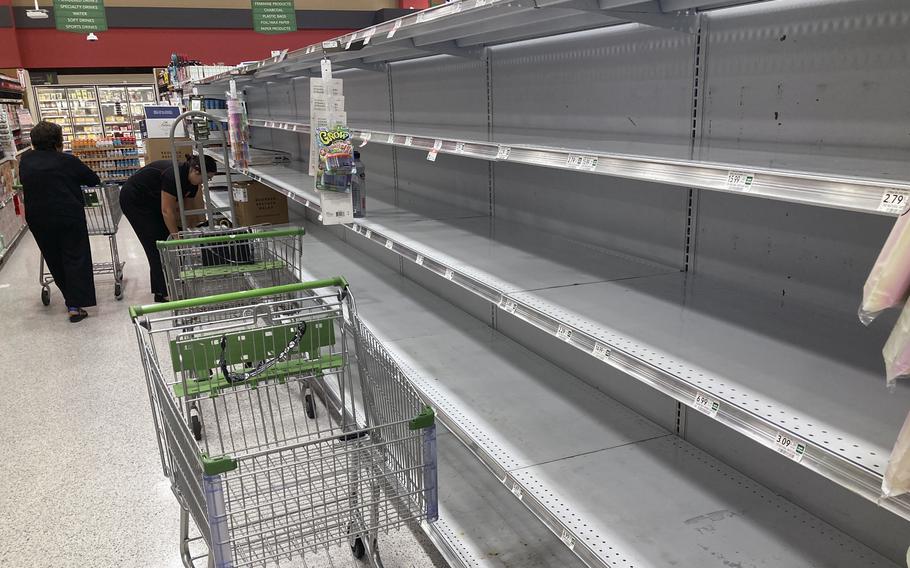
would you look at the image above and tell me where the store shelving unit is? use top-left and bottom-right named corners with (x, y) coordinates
top-left (0, 75), bottom-right (27, 265)
top-left (199, 0), bottom-right (910, 565)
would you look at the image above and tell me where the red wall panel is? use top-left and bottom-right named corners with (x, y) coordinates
top-left (14, 27), bottom-right (350, 69)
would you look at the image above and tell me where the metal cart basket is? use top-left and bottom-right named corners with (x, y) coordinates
top-left (130, 278), bottom-right (438, 568)
top-left (158, 226), bottom-right (305, 302)
top-left (40, 183), bottom-right (125, 305)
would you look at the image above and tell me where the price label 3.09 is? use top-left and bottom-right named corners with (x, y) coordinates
top-left (775, 432), bottom-right (807, 463)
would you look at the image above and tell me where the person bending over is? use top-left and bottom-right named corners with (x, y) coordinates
top-left (119, 155), bottom-right (216, 302)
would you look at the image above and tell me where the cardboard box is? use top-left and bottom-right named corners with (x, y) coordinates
top-left (145, 137), bottom-right (194, 164)
top-left (232, 181), bottom-right (289, 227)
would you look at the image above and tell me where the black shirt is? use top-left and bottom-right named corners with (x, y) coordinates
top-left (122, 160), bottom-right (199, 210)
top-left (19, 149), bottom-right (100, 221)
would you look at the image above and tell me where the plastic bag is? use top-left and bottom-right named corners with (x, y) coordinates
top-left (882, 409), bottom-right (910, 498)
top-left (883, 299), bottom-right (910, 387)
top-left (860, 211), bottom-right (910, 325)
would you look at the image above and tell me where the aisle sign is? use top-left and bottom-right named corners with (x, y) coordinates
top-left (54, 0), bottom-right (107, 33)
top-left (251, 0), bottom-right (297, 34)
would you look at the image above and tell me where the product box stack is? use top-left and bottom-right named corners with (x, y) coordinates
top-left (310, 64), bottom-right (353, 225)
top-left (72, 137), bottom-right (142, 182)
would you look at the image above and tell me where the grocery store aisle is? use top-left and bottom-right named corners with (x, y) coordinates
top-left (0, 227), bottom-right (179, 568)
top-left (0, 227), bottom-right (442, 568)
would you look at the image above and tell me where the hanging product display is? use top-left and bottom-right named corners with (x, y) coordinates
top-left (883, 410), bottom-right (910, 497)
top-left (882, 299), bottom-right (910, 386)
top-left (308, 77), bottom-right (345, 177)
top-left (226, 97), bottom-right (250, 169)
top-left (314, 125), bottom-right (354, 224)
top-left (860, 211), bottom-right (910, 324)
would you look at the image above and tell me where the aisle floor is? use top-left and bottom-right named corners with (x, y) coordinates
top-left (0, 227), bottom-right (441, 568)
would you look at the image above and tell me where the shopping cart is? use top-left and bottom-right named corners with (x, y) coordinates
top-left (130, 278), bottom-right (438, 568)
top-left (157, 226), bottom-right (305, 302)
top-left (39, 183), bottom-right (125, 305)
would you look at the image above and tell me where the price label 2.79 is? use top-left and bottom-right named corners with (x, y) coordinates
top-left (693, 392), bottom-right (720, 418)
top-left (566, 154), bottom-right (598, 171)
top-left (879, 191), bottom-right (910, 214)
top-left (592, 343), bottom-right (610, 361)
top-left (775, 432), bottom-right (807, 463)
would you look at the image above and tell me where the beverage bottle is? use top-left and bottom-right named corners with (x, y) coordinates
top-left (352, 151), bottom-right (366, 218)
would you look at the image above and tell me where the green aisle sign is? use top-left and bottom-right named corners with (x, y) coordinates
top-left (54, 0), bottom-right (107, 32)
top-left (251, 0), bottom-right (297, 34)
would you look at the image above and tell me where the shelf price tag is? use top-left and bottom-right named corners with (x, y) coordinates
top-left (387, 19), bottom-right (402, 39)
top-left (360, 132), bottom-right (372, 147)
top-left (427, 140), bottom-right (443, 162)
top-left (566, 154), bottom-right (598, 171)
top-left (365, 229), bottom-right (372, 239)
top-left (510, 483), bottom-right (523, 500)
top-left (444, 268), bottom-right (454, 280)
top-left (454, 142), bottom-right (466, 154)
top-left (404, 136), bottom-right (414, 146)
top-left (774, 432), bottom-right (807, 463)
top-left (556, 325), bottom-right (573, 342)
top-left (726, 171), bottom-right (755, 192)
top-left (499, 296), bottom-right (517, 314)
top-left (415, 254), bottom-right (425, 266)
top-left (559, 529), bottom-right (576, 551)
top-left (385, 239), bottom-right (394, 250)
top-left (592, 343), bottom-right (610, 361)
top-left (475, 0), bottom-right (491, 6)
top-left (387, 134), bottom-right (395, 144)
top-left (352, 224), bottom-right (360, 233)
top-left (878, 190), bottom-right (910, 214)
top-left (496, 145), bottom-right (511, 160)
top-left (693, 392), bottom-right (720, 418)
top-left (363, 27), bottom-right (375, 45)
top-left (345, 33), bottom-right (356, 50)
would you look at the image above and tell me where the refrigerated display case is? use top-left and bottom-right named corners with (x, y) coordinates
top-left (127, 86), bottom-right (156, 134)
top-left (98, 86), bottom-right (133, 137)
top-left (67, 87), bottom-right (103, 142)
top-left (34, 87), bottom-right (74, 150)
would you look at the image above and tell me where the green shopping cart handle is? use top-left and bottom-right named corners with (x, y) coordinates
top-left (156, 226), bottom-right (306, 249)
top-left (129, 277), bottom-right (348, 318)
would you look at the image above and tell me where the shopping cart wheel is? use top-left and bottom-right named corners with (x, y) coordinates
top-left (351, 537), bottom-right (365, 560)
top-left (40, 288), bottom-right (50, 306)
top-left (114, 283), bottom-right (123, 300)
top-left (191, 415), bottom-right (203, 441)
top-left (305, 393), bottom-right (316, 419)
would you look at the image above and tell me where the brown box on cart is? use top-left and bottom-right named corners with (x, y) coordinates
top-left (232, 181), bottom-right (289, 226)
top-left (144, 137), bottom-right (194, 164)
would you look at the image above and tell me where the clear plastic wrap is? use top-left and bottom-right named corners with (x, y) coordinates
top-left (882, 409), bottom-right (910, 498)
top-left (860, 211), bottom-right (910, 325)
top-left (883, 300), bottom-right (910, 387)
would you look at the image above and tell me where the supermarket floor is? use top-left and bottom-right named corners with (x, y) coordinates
top-left (0, 226), bottom-right (443, 568)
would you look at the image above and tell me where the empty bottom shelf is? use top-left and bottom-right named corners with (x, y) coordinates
top-left (294, 221), bottom-right (897, 567)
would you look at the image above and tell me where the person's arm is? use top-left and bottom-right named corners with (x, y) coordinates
top-left (161, 191), bottom-right (180, 236)
top-left (70, 156), bottom-right (101, 187)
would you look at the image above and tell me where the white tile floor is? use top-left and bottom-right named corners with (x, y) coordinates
top-left (0, 226), bottom-right (443, 568)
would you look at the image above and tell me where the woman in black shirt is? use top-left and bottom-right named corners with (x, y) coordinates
top-left (19, 121), bottom-right (100, 323)
top-left (119, 155), bottom-right (215, 302)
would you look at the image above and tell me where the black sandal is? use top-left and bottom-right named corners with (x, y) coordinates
top-left (68, 308), bottom-right (88, 323)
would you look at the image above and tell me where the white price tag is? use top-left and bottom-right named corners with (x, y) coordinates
top-left (879, 191), bottom-right (910, 214)
top-left (499, 296), bottom-right (516, 314)
top-left (559, 529), bottom-right (576, 551)
top-left (496, 145), bottom-right (511, 160)
top-left (360, 132), bottom-right (372, 147)
top-left (304, 200), bottom-right (310, 208)
top-left (433, 139), bottom-right (443, 151)
top-left (385, 239), bottom-right (394, 250)
top-left (592, 343), bottom-right (610, 361)
top-left (726, 171), bottom-right (755, 191)
top-left (427, 150), bottom-right (438, 162)
top-left (693, 392), bottom-right (720, 418)
top-left (556, 325), bottom-right (572, 342)
top-left (387, 134), bottom-right (395, 144)
top-left (510, 483), bottom-right (523, 500)
top-left (454, 142), bottom-right (466, 153)
top-left (774, 432), bottom-right (807, 463)
top-left (444, 268), bottom-right (454, 280)
top-left (306, 45), bottom-right (316, 54)
top-left (475, 0), bottom-right (491, 6)
top-left (364, 27), bottom-right (375, 45)
top-left (322, 40), bottom-right (339, 49)
top-left (404, 136), bottom-right (413, 146)
top-left (415, 254), bottom-right (425, 266)
top-left (352, 224), bottom-right (360, 233)
top-left (387, 19), bottom-right (402, 39)
top-left (365, 229), bottom-right (372, 239)
top-left (345, 34), bottom-right (356, 50)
